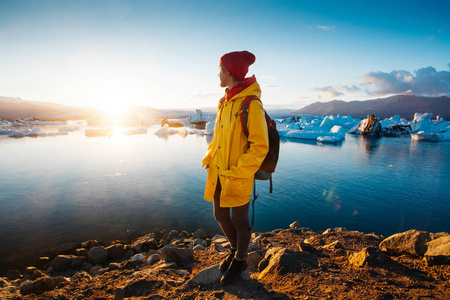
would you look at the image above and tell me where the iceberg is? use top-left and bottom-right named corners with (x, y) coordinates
top-left (317, 126), bottom-right (346, 143)
top-left (2, 128), bottom-right (69, 138)
top-left (277, 115), bottom-right (354, 142)
top-left (205, 121), bottom-right (215, 134)
top-left (154, 124), bottom-right (179, 136)
top-left (409, 113), bottom-right (450, 141)
top-left (411, 131), bottom-right (444, 142)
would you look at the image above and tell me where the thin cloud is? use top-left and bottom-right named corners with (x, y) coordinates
top-left (359, 66), bottom-right (450, 97)
top-left (260, 75), bottom-right (276, 80)
top-left (428, 27), bottom-right (447, 39)
top-left (312, 86), bottom-right (343, 98)
top-left (339, 85), bottom-right (361, 93)
top-left (318, 25), bottom-right (336, 31)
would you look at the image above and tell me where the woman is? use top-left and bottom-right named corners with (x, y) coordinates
top-left (202, 50), bottom-right (269, 285)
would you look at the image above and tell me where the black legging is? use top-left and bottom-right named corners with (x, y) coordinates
top-left (213, 179), bottom-right (251, 260)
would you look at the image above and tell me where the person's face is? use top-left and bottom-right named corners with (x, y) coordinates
top-left (218, 64), bottom-right (232, 88)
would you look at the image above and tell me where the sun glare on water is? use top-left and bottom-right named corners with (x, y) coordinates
top-left (100, 103), bottom-right (131, 119)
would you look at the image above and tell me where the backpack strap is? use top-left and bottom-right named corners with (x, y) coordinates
top-left (240, 95), bottom-right (261, 137)
top-left (241, 95), bottom-right (263, 230)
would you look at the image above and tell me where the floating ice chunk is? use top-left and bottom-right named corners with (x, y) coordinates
top-left (58, 126), bottom-right (80, 132)
top-left (409, 113), bottom-right (450, 141)
top-left (205, 121), bottom-right (215, 134)
top-left (8, 129), bottom-right (39, 138)
top-left (191, 109), bottom-right (203, 122)
top-left (284, 129), bottom-right (328, 140)
top-left (85, 128), bottom-right (110, 137)
top-left (317, 125), bottom-right (346, 143)
top-left (319, 115), bottom-right (336, 129)
top-left (389, 115), bottom-right (401, 123)
top-left (154, 124), bottom-right (178, 136)
top-left (412, 113), bottom-right (433, 132)
top-left (28, 120), bottom-right (67, 125)
top-left (123, 128), bottom-right (147, 135)
top-left (317, 136), bottom-right (342, 143)
top-left (411, 131), bottom-right (444, 142)
top-left (0, 129), bottom-right (14, 135)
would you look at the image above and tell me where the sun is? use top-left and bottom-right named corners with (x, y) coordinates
top-left (100, 103), bottom-right (130, 119)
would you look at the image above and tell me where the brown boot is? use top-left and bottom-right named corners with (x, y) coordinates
top-left (219, 249), bottom-right (235, 272)
top-left (220, 258), bottom-right (248, 285)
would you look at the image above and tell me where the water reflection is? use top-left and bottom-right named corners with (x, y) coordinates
top-left (1, 124), bottom-right (449, 275)
top-left (354, 135), bottom-right (381, 154)
top-left (205, 134), bottom-right (213, 144)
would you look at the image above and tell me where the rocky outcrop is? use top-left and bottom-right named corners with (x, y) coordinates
top-left (1, 226), bottom-right (449, 299)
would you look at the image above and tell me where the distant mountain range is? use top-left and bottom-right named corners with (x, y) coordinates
top-left (296, 95), bottom-right (450, 119)
top-left (1, 95), bottom-right (449, 120)
top-left (0, 96), bottom-right (161, 120)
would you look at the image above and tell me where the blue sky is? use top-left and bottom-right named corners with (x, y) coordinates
top-left (0, 0), bottom-right (449, 111)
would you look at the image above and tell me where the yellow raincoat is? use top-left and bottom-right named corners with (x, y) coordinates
top-left (202, 79), bottom-right (269, 207)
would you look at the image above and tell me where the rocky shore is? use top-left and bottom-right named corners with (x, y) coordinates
top-left (1, 224), bottom-right (449, 299)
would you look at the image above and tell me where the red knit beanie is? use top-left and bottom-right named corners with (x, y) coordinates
top-left (220, 51), bottom-right (256, 81)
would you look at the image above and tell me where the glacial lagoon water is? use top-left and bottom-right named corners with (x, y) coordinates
top-left (1, 124), bottom-right (449, 272)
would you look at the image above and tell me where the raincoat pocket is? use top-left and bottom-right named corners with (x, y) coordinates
top-left (221, 177), bottom-right (246, 197)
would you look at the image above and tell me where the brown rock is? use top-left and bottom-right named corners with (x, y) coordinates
top-left (5, 269), bottom-right (21, 280)
top-left (19, 276), bottom-right (55, 296)
top-left (71, 256), bottom-right (87, 269)
top-left (131, 234), bottom-right (158, 253)
top-left (81, 240), bottom-right (103, 249)
top-left (0, 278), bottom-right (20, 299)
top-left (379, 229), bottom-right (432, 257)
top-left (424, 234), bottom-right (450, 266)
top-left (24, 266), bottom-right (37, 276)
top-left (115, 278), bottom-right (161, 300)
top-left (348, 247), bottom-right (389, 268)
top-left (54, 242), bottom-right (80, 255)
top-left (258, 247), bottom-right (318, 279)
top-left (88, 246), bottom-right (108, 264)
top-left (75, 248), bottom-right (88, 256)
top-left (323, 240), bottom-right (345, 250)
top-left (247, 251), bottom-right (263, 269)
top-left (106, 244), bottom-right (126, 259)
top-left (193, 229), bottom-right (208, 239)
top-left (299, 242), bottom-right (318, 253)
top-left (159, 245), bottom-right (193, 263)
top-left (32, 270), bottom-right (44, 280)
top-left (187, 263), bottom-right (249, 287)
top-left (51, 255), bottom-right (76, 272)
top-left (290, 221), bottom-right (300, 229)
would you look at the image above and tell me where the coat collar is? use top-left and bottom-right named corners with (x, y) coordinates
top-left (224, 75), bottom-right (256, 102)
